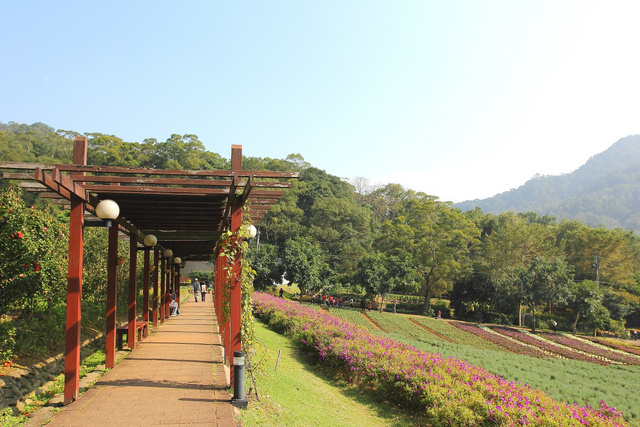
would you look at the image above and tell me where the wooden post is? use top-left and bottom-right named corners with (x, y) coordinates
top-left (142, 248), bottom-right (150, 336)
top-left (63, 195), bottom-right (83, 404)
top-left (64, 136), bottom-right (87, 404)
top-left (105, 224), bottom-right (118, 368)
top-left (165, 258), bottom-right (171, 319)
top-left (127, 236), bottom-right (137, 349)
top-left (176, 268), bottom-right (181, 305)
top-left (169, 263), bottom-right (175, 318)
top-left (152, 249), bottom-right (159, 327)
top-left (229, 144), bottom-right (242, 382)
top-left (160, 252), bottom-right (165, 325)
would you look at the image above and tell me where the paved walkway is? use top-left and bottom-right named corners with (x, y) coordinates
top-left (46, 296), bottom-right (237, 426)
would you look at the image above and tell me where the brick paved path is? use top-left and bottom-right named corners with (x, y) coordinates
top-left (47, 297), bottom-right (237, 426)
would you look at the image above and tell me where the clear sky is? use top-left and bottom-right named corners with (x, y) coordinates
top-left (2, 1), bottom-right (639, 202)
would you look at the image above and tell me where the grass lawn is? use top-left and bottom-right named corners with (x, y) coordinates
top-left (238, 320), bottom-right (423, 427)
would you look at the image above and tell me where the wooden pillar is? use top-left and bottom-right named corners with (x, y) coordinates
top-left (176, 268), bottom-right (181, 306)
top-left (165, 258), bottom-right (171, 319)
top-left (230, 201), bottom-right (242, 371)
top-left (63, 195), bottom-right (83, 404)
top-left (229, 144), bottom-right (242, 381)
top-left (169, 263), bottom-right (175, 316)
top-left (152, 249), bottom-right (159, 327)
top-left (105, 224), bottom-right (118, 368)
top-left (160, 253), bottom-right (165, 325)
top-left (127, 236), bottom-right (137, 349)
top-left (142, 248), bottom-right (150, 336)
top-left (63, 136), bottom-right (87, 405)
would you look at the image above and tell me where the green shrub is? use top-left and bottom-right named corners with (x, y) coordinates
top-left (0, 321), bottom-right (17, 362)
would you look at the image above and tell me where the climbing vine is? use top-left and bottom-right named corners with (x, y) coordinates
top-left (215, 209), bottom-right (257, 353)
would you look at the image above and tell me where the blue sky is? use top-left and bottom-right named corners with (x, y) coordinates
top-left (2, 1), bottom-right (639, 202)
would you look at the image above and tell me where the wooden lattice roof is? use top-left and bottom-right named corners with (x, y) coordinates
top-left (0, 147), bottom-right (298, 261)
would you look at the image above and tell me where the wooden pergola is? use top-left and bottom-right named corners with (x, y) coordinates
top-left (0, 138), bottom-right (298, 404)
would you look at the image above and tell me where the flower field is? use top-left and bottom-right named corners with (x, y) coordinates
top-left (253, 293), bottom-right (631, 426)
top-left (451, 322), bottom-right (551, 358)
top-left (410, 316), bottom-right (506, 352)
top-left (538, 333), bottom-right (640, 366)
top-left (585, 336), bottom-right (640, 358)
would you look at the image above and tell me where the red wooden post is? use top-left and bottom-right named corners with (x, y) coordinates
top-left (63, 195), bottom-right (83, 404)
top-left (168, 263), bottom-right (175, 318)
top-left (105, 224), bottom-right (118, 368)
top-left (229, 144), bottom-right (243, 381)
top-left (63, 136), bottom-right (87, 404)
top-left (165, 257), bottom-right (171, 319)
top-left (176, 267), bottom-right (181, 305)
top-left (230, 201), bottom-right (242, 377)
top-left (160, 252), bottom-right (165, 325)
top-left (142, 248), bottom-right (150, 336)
top-left (127, 236), bottom-right (137, 349)
top-left (152, 249), bottom-right (159, 327)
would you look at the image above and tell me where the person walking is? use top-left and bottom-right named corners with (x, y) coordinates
top-left (192, 278), bottom-right (201, 302)
top-left (200, 281), bottom-right (208, 302)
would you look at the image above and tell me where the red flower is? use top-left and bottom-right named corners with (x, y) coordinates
top-left (12, 231), bottom-right (24, 239)
top-left (24, 263), bottom-right (30, 268)
top-left (34, 263), bottom-right (40, 272)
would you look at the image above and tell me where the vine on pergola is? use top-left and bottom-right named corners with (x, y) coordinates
top-left (215, 209), bottom-right (257, 352)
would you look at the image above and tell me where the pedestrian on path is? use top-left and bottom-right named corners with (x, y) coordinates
top-left (201, 281), bottom-right (208, 302)
top-left (192, 278), bottom-right (201, 302)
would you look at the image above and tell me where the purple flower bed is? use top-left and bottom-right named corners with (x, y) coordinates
top-left (585, 337), bottom-right (640, 358)
top-left (540, 333), bottom-right (640, 366)
top-left (491, 327), bottom-right (611, 365)
top-left (253, 293), bottom-right (629, 426)
top-left (450, 322), bottom-right (550, 359)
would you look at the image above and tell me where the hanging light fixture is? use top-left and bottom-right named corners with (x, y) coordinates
top-left (143, 234), bottom-right (157, 248)
top-left (86, 199), bottom-right (120, 228)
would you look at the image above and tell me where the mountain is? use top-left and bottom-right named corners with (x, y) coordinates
top-left (454, 135), bottom-right (640, 233)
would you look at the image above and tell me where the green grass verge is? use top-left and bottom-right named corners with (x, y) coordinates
top-left (238, 320), bottom-right (424, 427)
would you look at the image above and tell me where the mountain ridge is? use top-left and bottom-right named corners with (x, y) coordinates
top-left (454, 135), bottom-right (640, 232)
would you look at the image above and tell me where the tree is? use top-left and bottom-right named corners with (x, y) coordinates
top-left (249, 243), bottom-right (283, 290)
top-left (497, 256), bottom-right (574, 329)
top-left (568, 280), bottom-right (610, 334)
top-left (476, 211), bottom-right (556, 280)
top-left (282, 237), bottom-right (326, 302)
top-left (355, 252), bottom-right (389, 306)
top-left (379, 196), bottom-right (479, 314)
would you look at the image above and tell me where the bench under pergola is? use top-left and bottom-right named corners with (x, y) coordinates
top-left (0, 137), bottom-right (298, 404)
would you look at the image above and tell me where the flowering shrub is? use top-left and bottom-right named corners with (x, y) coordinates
top-left (254, 292), bottom-right (630, 426)
top-left (0, 186), bottom-right (68, 315)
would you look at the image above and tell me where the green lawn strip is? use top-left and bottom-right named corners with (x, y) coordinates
top-left (239, 320), bottom-right (423, 427)
top-left (323, 306), bottom-right (378, 331)
top-left (366, 311), bottom-right (441, 342)
top-left (410, 316), bottom-right (506, 352)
